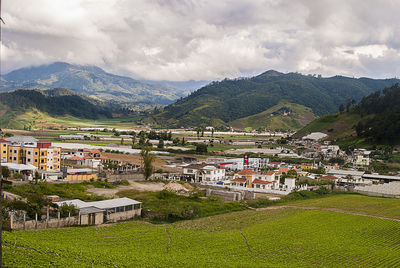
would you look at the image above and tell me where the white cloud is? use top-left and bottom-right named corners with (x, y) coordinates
top-left (1, 0), bottom-right (400, 80)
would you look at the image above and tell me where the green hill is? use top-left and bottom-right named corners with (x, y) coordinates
top-left (0, 89), bottom-right (113, 129)
top-left (296, 83), bottom-right (400, 146)
top-left (151, 70), bottom-right (400, 128)
top-left (230, 101), bottom-right (315, 131)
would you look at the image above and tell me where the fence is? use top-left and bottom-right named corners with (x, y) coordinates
top-left (10, 212), bottom-right (79, 231)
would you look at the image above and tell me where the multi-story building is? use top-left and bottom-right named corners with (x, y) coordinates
top-left (1, 136), bottom-right (61, 172)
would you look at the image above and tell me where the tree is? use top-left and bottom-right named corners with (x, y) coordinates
top-left (211, 128), bottom-right (214, 137)
top-left (346, 99), bottom-right (351, 112)
top-left (196, 143), bottom-right (208, 154)
top-left (140, 147), bottom-right (155, 180)
top-left (1, 167), bottom-right (10, 179)
top-left (181, 137), bottom-right (185, 146)
top-left (158, 139), bottom-right (164, 149)
top-left (339, 104), bottom-right (344, 113)
top-left (120, 138), bottom-right (124, 145)
top-left (33, 171), bottom-right (41, 184)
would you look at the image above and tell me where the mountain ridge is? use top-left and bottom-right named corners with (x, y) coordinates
top-left (150, 71), bottom-right (400, 129)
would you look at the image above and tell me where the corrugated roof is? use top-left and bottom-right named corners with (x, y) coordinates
top-left (55, 197), bottom-right (141, 210)
top-left (80, 206), bottom-right (104, 214)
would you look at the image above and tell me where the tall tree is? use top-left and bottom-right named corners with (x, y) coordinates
top-left (140, 147), bottom-right (155, 180)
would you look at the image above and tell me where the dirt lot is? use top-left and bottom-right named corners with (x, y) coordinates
top-left (102, 152), bottom-right (179, 172)
top-left (87, 181), bottom-right (193, 198)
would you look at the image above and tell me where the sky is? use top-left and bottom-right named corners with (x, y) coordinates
top-left (1, 0), bottom-right (400, 81)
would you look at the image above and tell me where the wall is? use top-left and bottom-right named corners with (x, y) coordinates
top-left (66, 174), bottom-right (98, 181)
top-left (106, 209), bottom-right (141, 222)
top-left (11, 216), bottom-right (79, 230)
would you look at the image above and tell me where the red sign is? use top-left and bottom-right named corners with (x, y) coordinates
top-left (244, 155), bottom-right (248, 165)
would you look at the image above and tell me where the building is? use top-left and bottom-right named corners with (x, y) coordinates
top-left (182, 163), bottom-right (226, 182)
top-left (55, 197), bottom-right (142, 224)
top-left (231, 169), bottom-right (279, 190)
top-left (1, 136), bottom-right (61, 172)
top-left (65, 168), bottom-right (98, 181)
top-left (353, 149), bottom-right (371, 166)
top-left (218, 157), bottom-right (269, 171)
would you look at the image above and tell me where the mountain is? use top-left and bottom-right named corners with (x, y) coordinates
top-left (0, 89), bottom-right (112, 129)
top-left (1, 62), bottom-right (189, 106)
top-left (150, 71), bottom-right (400, 129)
top-left (295, 83), bottom-right (400, 146)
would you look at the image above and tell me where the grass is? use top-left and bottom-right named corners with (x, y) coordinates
top-left (117, 189), bottom-right (247, 222)
top-left (230, 101), bottom-right (316, 130)
top-left (4, 207), bottom-right (400, 267)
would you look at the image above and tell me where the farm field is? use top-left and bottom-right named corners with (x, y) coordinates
top-left (284, 194), bottom-right (400, 219)
top-left (4, 208), bottom-right (400, 267)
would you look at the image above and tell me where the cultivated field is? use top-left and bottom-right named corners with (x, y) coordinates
top-left (4, 203), bottom-right (400, 267)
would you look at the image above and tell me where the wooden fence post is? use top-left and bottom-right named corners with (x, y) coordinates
top-left (23, 213), bottom-right (26, 230)
top-left (35, 213), bottom-right (38, 229)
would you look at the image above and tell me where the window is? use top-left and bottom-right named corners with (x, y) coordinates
top-left (125, 205), bottom-right (133, 211)
top-left (41, 159), bottom-right (44, 163)
top-left (14, 150), bottom-right (17, 154)
top-left (40, 167), bottom-right (43, 170)
top-left (27, 151), bottom-right (31, 155)
top-left (13, 157), bottom-right (16, 161)
top-left (2, 151), bottom-right (5, 154)
top-left (107, 208), bottom-right (116, 214)
top-left (27, 159), bottom-right (31, 162)
top-left (134, 204), bottom-right (141, 210)
top-left (116, 206), bottom-right (124, 213)
top-left (35, 159), bottom-right (38, 163)
top-left (41, 152), bottom-right (44, 156)
top-left (35, 152), bottom-right (38, 155)
top-left (9, 157), bottom-right (11, 160)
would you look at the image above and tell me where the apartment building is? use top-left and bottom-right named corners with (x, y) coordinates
top-left (0, 136), bottom-right (61, 172)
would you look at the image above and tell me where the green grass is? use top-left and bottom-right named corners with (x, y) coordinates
top-left (4, 208), bottom-right (400, 267)
top-left (230, 101), bottom-right (316, 130)
top-left (117, 189), bottom-right (247, 222)
top-left (284, 194), bottom-right (400, 219)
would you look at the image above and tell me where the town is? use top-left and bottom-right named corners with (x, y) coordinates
top-left (1, 127), bottom-right (399, 231)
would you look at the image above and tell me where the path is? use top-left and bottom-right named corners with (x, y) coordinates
top-left (256, 205), bottom-right (400, 222)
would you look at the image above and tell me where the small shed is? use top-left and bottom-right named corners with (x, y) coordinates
top-left (79, 206), bottom-right (104, 225)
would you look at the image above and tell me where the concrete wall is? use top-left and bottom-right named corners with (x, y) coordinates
top-left (106, 173), bottom-right (145, 181)
top-left (106, 209), bottom-right (141, 222)
top-left (66, 174), bottom-right (98, 181)
top-left (11, 216), bottom-right (79, 230)
top-left (79, 212), bottom-right (103, 225)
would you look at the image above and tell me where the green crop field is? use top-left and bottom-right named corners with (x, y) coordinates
top-left (4, 207), bottom-right (400, 267)
top-left (284, 194), bottom-right (400, 219)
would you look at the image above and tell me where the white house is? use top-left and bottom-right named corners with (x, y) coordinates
top-left (182, 164), bottom-right (226, 182)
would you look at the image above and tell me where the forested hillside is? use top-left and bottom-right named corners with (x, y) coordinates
top-left (355, 84), bottom-right (400, 144)
top-left (296, 83), bottom-right (400, 146)
top-left (0, 89), bottom-right (112, 125)
top-left (151, 70), bottom-right (400, 128)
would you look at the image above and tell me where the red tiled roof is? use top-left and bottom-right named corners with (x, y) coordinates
top-left (38, 139), bottom-right (51, 143)
top-left (252, 179), bottom-right (272, 185)
top-left (238, 169), bottom-right (255, 175)
top-left (232, 178), bottom-right (247, 183)
top-left (83, 155), bottom-right (93, 159)
top-left (266, 171), bottom-right (275, 175)
top-left (90, 149), bottom-right (101, 154)
top-left (96, 155), bottom-right (108, 160)
top-left (70, 156), bottom-right (83, 160)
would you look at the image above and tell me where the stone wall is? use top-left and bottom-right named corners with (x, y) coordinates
top-left (11, 216), bottom-right (79, 230)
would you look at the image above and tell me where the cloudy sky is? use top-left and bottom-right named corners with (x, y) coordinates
top-left (2, 0), bottom-right (400, 81)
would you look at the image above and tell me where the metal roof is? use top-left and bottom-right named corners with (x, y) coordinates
top-left (54, 197), bottom-right (141, 210)
top-left (5, 136), bottom-right (38, 144)
top-left (80, 206), bottom-right (104, 214)
top-left (1, 163), bottom-right (37, 171)
top-left (363, 174), bottom-right (400, 181)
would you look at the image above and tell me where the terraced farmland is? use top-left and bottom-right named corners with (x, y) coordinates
top-left (4, 208), bottom-right (400, 267)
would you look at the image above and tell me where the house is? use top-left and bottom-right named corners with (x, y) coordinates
top-left (182, 163), bottom-right (226, 182)
top-left (353, 149), bottom-right (371, 166)
top-left (1, 136), bottom-right (61, 172)
top-left (231, 169), bottom-right (279, 189)
top-left (63, 148), bottom-right (107, 169)
top-left (55, 197), bottom-right (142, 225)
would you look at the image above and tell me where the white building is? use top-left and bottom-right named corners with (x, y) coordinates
top-left (353, 149), bottom-right (371, 166)
top-left (182, 164), bottom-right (226, 182)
